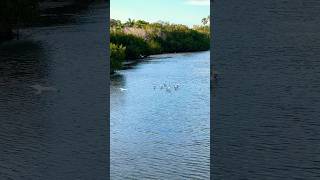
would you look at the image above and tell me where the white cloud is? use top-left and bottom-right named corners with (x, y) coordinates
top-left (185, 0), bottom-right (210, 6)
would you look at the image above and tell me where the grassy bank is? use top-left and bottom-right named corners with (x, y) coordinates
top-left (110, 18), bottom-right (210, 73)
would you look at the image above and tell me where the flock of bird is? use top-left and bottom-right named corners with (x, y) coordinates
top-left (153, 82), bottom-right (180, 93)
top-left (118, 82), bottom-right (180, 93)
top-left (30, 83), bottom-right (181, 95)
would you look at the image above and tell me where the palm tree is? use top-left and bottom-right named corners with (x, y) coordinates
top-left (125, 18), bottom-right (135, 27)
top-left (201, 17), bottom-right (208, 25)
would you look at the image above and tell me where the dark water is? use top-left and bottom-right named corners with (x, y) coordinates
top-left (111, 52), bottom-right (210, 179)
top-left (0, 3), bottom-right (108, 179)
top-left (213, 0), bottom-right (320, 179)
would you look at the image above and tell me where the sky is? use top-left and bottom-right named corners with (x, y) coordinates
top-left (110, 0), bottom-right (210, 27)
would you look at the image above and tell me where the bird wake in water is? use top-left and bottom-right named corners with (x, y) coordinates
top-left (30, 84), bottom-right (59, 94)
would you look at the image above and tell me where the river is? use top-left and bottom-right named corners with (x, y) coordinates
top-left (0, 2), bottom-right (108, 179)
top-left (213, 0), bottom-right (320, 179)
top-left (111, 51), bottom-right (210, 179)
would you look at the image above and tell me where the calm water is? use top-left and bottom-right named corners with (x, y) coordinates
top-left (213, 0), bottom-right (320, 179)
top-left (111, 51), bottom-right (210, 179)
top-left (0, 3), bottom-right (108, 179)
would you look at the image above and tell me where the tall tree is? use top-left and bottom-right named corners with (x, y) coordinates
top-left (201, 17), bottom-right (208, 25)
top-left (124, 18), bottom-right (135, 27)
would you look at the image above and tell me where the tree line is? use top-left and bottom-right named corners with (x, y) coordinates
top-left (110, 18), bottom-right (210, 73)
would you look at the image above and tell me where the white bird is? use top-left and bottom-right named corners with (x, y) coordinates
top-left (119, 88), bottom-right (127, 91)
top-left (166, 87), bottom-right (171, 93)
top-left (30, 84), bottom-right (58, 94)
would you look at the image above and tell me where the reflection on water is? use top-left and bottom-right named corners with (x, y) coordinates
top-left (0, 41), bottom-right (49, 87)
top-left (111, 51), bottom-right (210, 179)
top-left (0, 2), bottom-right (108, 179)
top-left (213, 0), bottom-right (320, 179)
top-left (110, 73), bottom-right (125, 88)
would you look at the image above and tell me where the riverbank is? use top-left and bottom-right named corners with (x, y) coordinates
top-left (119, 53), bottom-right (174, 70)
top-left (110, 50), bottom-right (210, 75)
top-left (110, 18), bottom-right (210, 73)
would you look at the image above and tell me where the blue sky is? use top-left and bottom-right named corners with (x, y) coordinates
top-left (111, 0), bottom-right (210, 27)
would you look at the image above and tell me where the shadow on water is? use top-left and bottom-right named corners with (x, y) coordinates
top-left (0, 40), bottom-right (50, 85)
top-left (111, 73), bottom-right (126, 88)
top-left (121, 56), bottom-right (174, 70)
top-left (36, 2), bottom-right (92, 27)
top-left (213, 0), bottom-right (320, 179)
top-left (0, 2), bottom-right (109, 179)
top-left (0, 40), bottom-right (53, 179)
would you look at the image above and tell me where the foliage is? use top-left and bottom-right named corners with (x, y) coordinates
top-left (110, 43), bottom-right (126, 72)
top-left (159, 25), bottom-right (210, 52)
top-left (109, 17), bottom-right (210, 72)
top-left (147, 40), bottom-right (162, 54)
top-left (201, 15), bottom-right (210, 26)
top-left (110, 30), bottom-right (149, 59)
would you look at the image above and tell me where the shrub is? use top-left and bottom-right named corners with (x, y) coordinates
top-left (109, 18), bottom-right (210, 70)
top-left (147, 40), bottom-right (162, 54)
top-left (110, 43), bottom-right (126, 73)
top-left (110, 31), bottom-right (149, 59)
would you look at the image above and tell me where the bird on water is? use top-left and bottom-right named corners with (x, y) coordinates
top-left (30, 84), bottom-right (58, 94)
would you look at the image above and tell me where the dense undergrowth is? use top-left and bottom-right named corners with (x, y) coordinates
top-left (110, 18), bottom-right (210, 73)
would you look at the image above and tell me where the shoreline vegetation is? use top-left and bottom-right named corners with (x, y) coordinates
top-left (0, 0), bottom-right (98, 43)
top-left (110, 17), bottom-right (210, 74)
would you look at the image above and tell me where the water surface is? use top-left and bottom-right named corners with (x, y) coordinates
top-left (111, 51), bottom-right (210, 179)
top-left (0, 3), bottom-right (108, 179)
top-left (213, 0), bottom-right (320, 179)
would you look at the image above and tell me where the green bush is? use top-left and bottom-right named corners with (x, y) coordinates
top-left (109, 18), bottom-right (210, 72)
top-left (110, 43), bottom-right (126, 73)
top-left (159, 28), bottom-right (209, 52)
top-left (147, 40), bottom-right (162, 54)
top-left (110, 31), bottom-right (149, 59)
